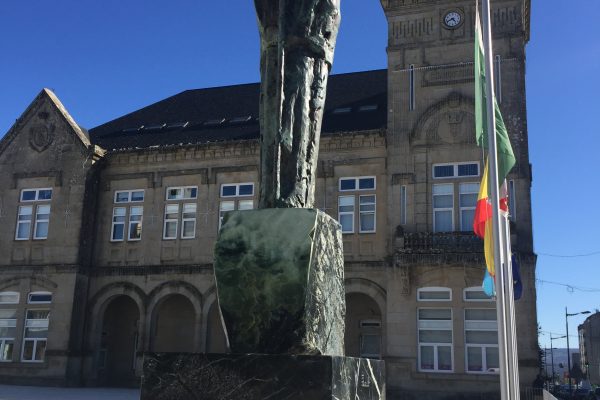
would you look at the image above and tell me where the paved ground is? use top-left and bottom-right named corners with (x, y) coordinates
top-left (0, 385), bottom-right (140, 400)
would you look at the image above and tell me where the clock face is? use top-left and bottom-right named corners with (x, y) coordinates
top-left (444, 11), bottom-right (462, 28)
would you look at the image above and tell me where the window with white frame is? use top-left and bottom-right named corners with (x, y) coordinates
top-left (433, 163), bottom-right (479, 179)
top-left (417, 287), bottom-right (452, 302)
top-left (111, 190), bottom-right (144, 241)
top-left (418, 308), bottom-right (453, 372)
top-left (400, 185), bottom-right (407, 225)
top-left (464, 287), bottom-right (493, 302)
top-left (0, 309), bottom-right (17, 362)
top-left (465, 308), bottom-right (499, 373)
top-left (433, 184), bottom-right (453, 232)
top-left (163, 187), bottom-right (198, 239)
top-left (359, 320), bottom-right (382, 359)
top-left (0, 292), bottom-right (19, 305)
top-left (15, 188), bottom-right (53, 241)
top-left (28, 292), bottom-right (52, 304)
top-left (459, 183), bottom-right (480, 232)
top-left (21, 309), bottom-right (49, 362)
top-left (219, 183), bottom-right (254, 228)
top-left (338, 177), bottom-right (376, 234)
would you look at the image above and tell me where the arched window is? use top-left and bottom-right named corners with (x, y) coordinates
top-left (0, 292), bottom-right (19, 304)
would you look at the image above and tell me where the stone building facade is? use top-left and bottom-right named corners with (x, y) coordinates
top-left (0, 0), bottom-right (537, 398)
top-left (579, 312), bottom-right (600, 385)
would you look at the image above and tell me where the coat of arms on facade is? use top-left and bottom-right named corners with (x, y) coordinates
top-left (29, 123), bottom-right (55, 152)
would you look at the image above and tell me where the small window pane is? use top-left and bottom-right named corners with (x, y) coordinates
top-left (24, 327), bottom-right (48, 339)
top-left (22, 341), bottom-right (34, 361)
top-left (433, 184), bottom-right (453, 195)
top-left (340, 179), bottom-right (356, 191)
top-left (466, 331), bottom-right (498, 345)
top-left (38, 190), bottom-right (52, 200)
top-left (182, 203), bottom-right (196, 217)
top-left (238, 184), bottom-right (254, 196)
top-left (465, 309), bottom-right (497, 321)
top-left (112, 224), bottom-right (124, 241)
top-left (486, 347), bottom-right (500, 369)
top-left (339, 196), bottom-right (354, 207)
top-left (21, 190), bottom-right (37, 201)
top-left (467, 347), bottom-right (483, 371)
top-left (1, 342), bottom-right (13, 361)
top-left (460, 209), bottom-right (475, 232)
top-left (131, 191), bottom-right (144, 202)
top-left (34, 341), bottom-right (46, 361)
top-left (458, 163), bottom-right (479, 177)
top-left (340, 214), bottom-right (353, 233)
top-left (438, 346), bottom-right (452, 370)
top-left (434, 165), bottom-right (454, 178)
top-left (360, 334), bottom-right (381, 358)
top-left (113, 207), bottom-right (126, 218)
top-left (26, 310), bottom-right (50, 319)
top-left (185, 187), bottom-right (198, 199)
top-left (420, 346), bottom-right (434, 370)
top-left (34, 222), bottom-right (49, 239)
top-left (434, 210), bottom-right (453, 232)
top-left (165, 204), bottom-right (179, 218)
top-left (459, 193), bottom-right (478, 208)
top-left (0, 293), bottom-right (19, 304)
top-left (167, 188), bottom-right (181, 200)
top-left (164, 221), bottom-right (177, 238)
top-left (420, 330), bottom-right (452, 343)
top-left (419, 290), bottom-right (451, 301)
top-left (238, 200), bottom-right (254, 210)
top-left (465, 289), bottom-right (490, 301)
top-left (419, 309), bottom-right (451, 320)
top-left (358, 178), bottom-right (375, 190)
top-left (115, 192), bottom-right (129, 203)
top-left (221, 185), bottom-right (236, 197)
top-left (0, 310), bottom-right (17, 319)
top-left (220, 201), bottom-right (235, 212)
top-left (360, 214), bottom-right (375, 232)
top-left (433, 194), bottom-right (453, 208)
top-left (182, 220), bottom-right (195, 238)
top-left (16, 221), bottom-right (31, 240)
top-left (28, 293), bottom-right (52, 304)
top-left (18, 206), bottom-right (33, 220)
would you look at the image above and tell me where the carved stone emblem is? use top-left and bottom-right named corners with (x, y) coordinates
top-left (29, 124), bottom-right (55, 152)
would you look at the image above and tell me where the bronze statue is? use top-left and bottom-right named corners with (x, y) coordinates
top-left (255, 0), bottom-right (341, 208)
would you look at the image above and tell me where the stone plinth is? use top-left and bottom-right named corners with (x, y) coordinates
top-left (141, 353), bottom-right (385, 400)
top-left (214, 208), bottom-right (345, 355)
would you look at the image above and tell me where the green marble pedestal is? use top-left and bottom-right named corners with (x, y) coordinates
top-left (214, 208), bottom-right (345, 355)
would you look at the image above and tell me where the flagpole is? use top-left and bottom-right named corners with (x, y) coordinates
top-left (480, 1), bottom-right (514, 400)
top-left (504, 214), bottom-right (521, 399)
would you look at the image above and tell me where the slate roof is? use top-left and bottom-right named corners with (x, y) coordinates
top-left (89, 69), bottom-right (387, 151)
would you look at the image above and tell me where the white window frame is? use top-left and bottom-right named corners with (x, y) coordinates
top-left (432, 162), bottom-right (480, 179)
top-left (220, 183), bottom-right (254, 198)
top-left (128, 206), bottom-right (143, 241)
top-left (21, 309), bottom-right (49, 363)
top-left (33, 204), bottom-right (51, 240)
top-left (0, 292), bottom-right (20, 305)
top-left (417, 287), bottom-right (452, 302)
top-left (0, 309), bottom-right (17, 362)
top-left (114, 190), bottom-right (145, 204)
top-left (27, 292), bottom-right (52, 304)
top-left (433, 183), bottom-right (454, 233)
top-left (463, 287), bottom-right (494, 302)
top-left (339, 176), bottom-right (376, 192)
top-left (358, 194), bottom-right (376, 233)
top-left (15, 205), bottom-right (33, 241)
top-left (20, 188), bottom-right (53, 202)
top-left (181, 203), bottom-right (197, 239)
top-left (163, 204), bottom-right (180, 240)
top-left (338, 195), bottom-right (355, 234)
top-left (165, 186), bottom-right (198, 201)
top-left (418, 308), bottom-right (454, 373)
top-left (464, 308), bottom-right (499, 374)
top-left (459, 182), bottom-right (479, 232)
top-left (110, 207), bottom-right (126, 242)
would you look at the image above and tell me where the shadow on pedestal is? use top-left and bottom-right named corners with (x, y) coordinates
top-left (141, 353), bottom-right (385, 400)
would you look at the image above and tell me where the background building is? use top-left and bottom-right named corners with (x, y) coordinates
top-left (579, 312), bottom-right (600, 385)
top-left (0, 0), bottom-right (537, 398)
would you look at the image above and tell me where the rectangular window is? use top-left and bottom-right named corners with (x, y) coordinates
top-left (465, 308), bottom-right (499, 373)
top-left (221, 183), bottom-right (254, 197)
top-left (0, 309), bottom-right (16, 362)
top-left (359, 195), bottom-right (376, 233)
top-left (128, 206), bottom-right (143, 240)
top-left (464, 288), bottom-right (493, 302)
top-left (409, 64), bottom-right (415, 111)
top-left (163, 204), bottom-right (179, 240)
top-left (114, 190), bottom-right (144, 203)
top-left (508, 180), bottom-right (516, 221)
top-left (433, 184), bottom-right (453, 232)
top-left (418, 287), bottom-right (452, 302)
top-left (459, 183), bottom-right (479, 232)
top-left (339, 177), bottom-right (376, 192)
top-left (33, 205), bottom-right (51, 239)
top-left (181, 203), bottom-right (197, 239)
top-left (15, 206), bottom-right (33, 240)
top-left (219, 201), bottom-right (235, 229)
top-left (400, 185), bottom-right (407, 225)
top-left (433, 163), bottom-right (479, 179)
top-left (111, 207), bottom-right (126, 241)
top-left (359, 320), bottom-right (382, 359)
top-left (418, 308), bottom-right (453, 372)
top-left (20, 189), bottom-right (52, 202)
top-left (338, 196), bottom-right (355, 233)
top-left (219, 183), bottom-right (255, 229)
top-left (22, 309), bottom-right (49, 362)
top-left (0, 292), bottom-right (19, 305)
top-left (28, 292), bottom-right (52, 304)
top-left (166, 186), bottom-right (198, 201)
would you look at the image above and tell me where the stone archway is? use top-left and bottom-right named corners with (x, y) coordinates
top-left (100, 295), bottom-right (139, 387)
top-left (345, 292), bottom-right (383, 359)
top-left (151, 294), bottom-right (196, 352)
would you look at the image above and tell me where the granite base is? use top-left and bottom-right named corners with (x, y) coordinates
top-left (141, 352), bottom-right (385, 400)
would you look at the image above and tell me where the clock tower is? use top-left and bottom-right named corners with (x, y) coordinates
top-left (380, 0), bottom-right (538, 397)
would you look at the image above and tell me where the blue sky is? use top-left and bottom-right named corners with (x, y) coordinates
top-left (1, 1), bottom-right (598, 349)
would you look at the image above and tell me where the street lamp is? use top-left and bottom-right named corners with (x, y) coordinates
top-left (550, 335), bottom-right (566, 389)
top-left (566, 308), bottom-right (591, 396)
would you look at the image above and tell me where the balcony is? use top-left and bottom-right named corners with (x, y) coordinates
top-left (394, 232), bottom-right (484, 266)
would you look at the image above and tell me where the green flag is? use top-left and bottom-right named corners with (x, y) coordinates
top-left (475, 11), bottom-right (516, 184)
